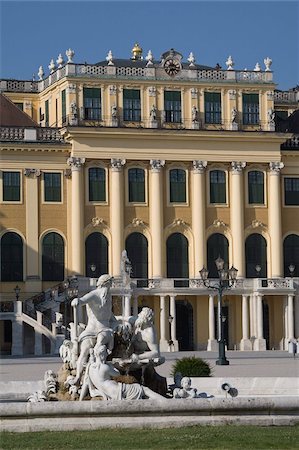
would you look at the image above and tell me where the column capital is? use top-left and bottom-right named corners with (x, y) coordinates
top-left (192, 160), bottom-right (207, 174)
top-left (150, 159), bottom-right (165, 172)
top-left (269, 161), bottom-right (284, 174)
top-left (231, 161), bottom-right (246, 173)
top-left (111, 158), bottom-right (126, 171)
top-left (67, 157), bottom-right (86, 171)
top-left (24, 168), bottom-right (41, 178)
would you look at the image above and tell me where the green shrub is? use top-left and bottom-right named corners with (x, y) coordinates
top-left (170, 356), bottom-right (212, 377)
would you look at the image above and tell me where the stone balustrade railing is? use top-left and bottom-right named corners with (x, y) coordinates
top-left (274, 90), bottom-right (298, 103)
top-left (0, 127), bottom-right (63, 143)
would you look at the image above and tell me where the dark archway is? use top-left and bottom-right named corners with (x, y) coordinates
top-left (207, 233), bottom-right (229, 278)
top-left (245, 234), bottom-right (267, 278)
top-left (167, 233), bottom-right (189, 287)
top-left (126, 233), bottom-right (148, 287)
top-left (283, 234), bottom-right (299, 277)
top-left (42, 232), bottom-right (64, 281)
top-left (1, 232), bottom-right (23, 281)
top-left (0, 320), bottom-right (12, 355)
top-left (176, 300), bottom-right (194, 350)
top-left (85, 232), bottom-right (108, 278)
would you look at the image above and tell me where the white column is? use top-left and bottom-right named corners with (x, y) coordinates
top-left (283, 296), bottom-right (288, 349)
top-left (110, 159), bottom-right (126, 276)
top-left (230, 162), bottom-right (246, 277)
top-left (170, 295), bottom-right (179, 351)
top-left (268, 162), bottom-right (284, 278)
top-left (240, 295), bottom-right (251, 350)
top-left (67, 157), bottom-right (85, 275)
top-left (288, 294), bottom-right (294, 340)
top-left (207, 295), bottom-right (217, 351)
top-left (295, 295), bottom-right (299, 339)
top-left (254, 294), bottom-right (266, 350)
top-left (192, 161), bottom-right (207, 273)
top-left (11, 320), bottom-right (23, 356)
top-left (150, 160), bottom-right (165, 278)
top-left (124, 295), bottom-right (131, 318)
top-left (159, 295), bottom-right (168, 351)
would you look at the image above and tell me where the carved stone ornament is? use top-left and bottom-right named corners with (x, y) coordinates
top-left (191, 87), bottom-right (198, 99)
top-left (48, 59), bottom-right (55, 73)
top-left (269, 161), bottom-right (284, 174)
top-left (111, 158), bottom-right (126, 171)
top-left (264, 57), bottom-right (272, 71)
top-left (187, 52), bottom-right (196, 67)
top-left (145, 50), bottom-right (154, 66)
top-left (150, 159), bottom-right (165, 172)
top-left (66, 48), bottom-right (75, 63)
top-left (132, 218), bottom-right (144, 227)
top-left (64, 169), bottom-right (72, 178)
top-left (56, 53), bottom-right (64, 68)
top-left (251, 220), bottom-right (265, 229)
top-left (231, 161), bottom-right (246, 172)
top-left (24, 101), bottom-right (32, 110)
top-left (67, 157), bottom-right (86, 170)
top-left (92, 217), bottom-right (104, 227)
top-left (213, 219), bottom-right (226, 228)
top-left (106, 50), bottom-right (114, 66)
top-left (148, 86), bottom-right (156, 97)
top-left (24, 168), bottom-right (41, 178)
top-left (226, 55), bottom-right (234, 70)
top-left (109, 85), bottom-right (117, 95)
top-left (228, 89), bottom-right (236, 100)
top-left (267, 91), bottom-right (274, 100)
top-left (67, 84), bottom-right (76, 94)
top-left (171, 218), bottom-right (186, 228)
top-left (193, 160), bottom-right (207, 174)
top-left (254, 62), bottom-right (261, 72)
top-left (38, 66), bottom-right (44, 80)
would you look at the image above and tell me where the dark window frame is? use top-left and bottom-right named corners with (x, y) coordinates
top-left (284, 177), bottom-right (299, 206)
top-left (164, 91), bottom-right (181, 123)
top-left (242, 93), bottom-right (259, 125)
top-left (204, 92), bottom-right (221, 124)
top-left (248, 170), bottom-right (265, 204)
top-left (88, 167), bottom-right (106, 202)
top-left (3, 171), bottom-right (21, 202)
top-left (169, 168), bottom-right (186, 203)
top-left (42, 232), bottom-right (64, 281)
top-left (83, 87), bottom-right (101, 120)
top-left (209, 169), bottom-right (226, 204)
top-left (44, 172), bottom-right (62, 203)
top-left (123, 89), bottom-right (141, 122)
top-left (1, 232), bottom-right (23, 281)
top-left (128, 168), bottom-right (145, 203)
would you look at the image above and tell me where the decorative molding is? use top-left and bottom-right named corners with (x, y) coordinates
top-left (267, 90), bottom-right (274, 100)
top-left (24, 168), bottom-right (41, 178)
top-left (64, 169), bottom-right (72, 178)
top-left (269, 161), bottom-right (284, 174)
top-left (171, 218), bottom-right (187, 228)
top-left (24, 101), bottom-right (32, 110)
top-left (92, 217), bottom-right (105, 227)
top-left (192, 160), bottom-right (207, 174)
top-left (251, 219), bottom-right (266, 229)
top-left (231, 161), bottom-right (246, 173)
top-left (190, 87), bottom-right (198, 99)
top-left (111, 158), bottom-right (126, 171)
top-left (66, 83), bottom-right (76, 94)
top-left (150, 159), bottom-right (165, 172)
top-left (228, 89), bottom-right (236, 100)
top-left (132, 218), bottom-right (145, 227)
top-left (213, 219), bottom-right (227, 228)
top-left (148, 86), bottom-right (156, 97)
top-left (109, 85), bottom-right (117, 95)
top-left (67, 157), bottom-right (86, 170)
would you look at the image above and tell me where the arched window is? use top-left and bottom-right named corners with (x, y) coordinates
top-left (1, 232), bottom-right (23, 281)
top-left (248, 170), bottom-right (264, 204)
top-left (88, 167), bottom-right (106, 202)
top-left (167, 233), bottom-right (189, 286)
top-left (207, 233), bottom-right (229, 278)
top-left (245, 234), bottom-right (267, 278)
top-left (42, 233), bottom-right (64, 281)
top-left (128, 168), bottom-right (145, 203)
top-left (126, 233), bottom-right (148, 282)
top-left (85, 233), bottom-right (108, 278)
top-left (209, 170), bottom-right (226, 204)
top-left (283, 234), bottom-right (299, 277)
top-left (169, 169), bottom-right (186, 203)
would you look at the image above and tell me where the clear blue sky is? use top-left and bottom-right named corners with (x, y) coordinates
top-left (1, 1), bottom-right (298, 90)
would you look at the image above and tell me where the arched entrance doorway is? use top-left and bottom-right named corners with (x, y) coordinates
top-left (176, 300), bottom-right (194, 350)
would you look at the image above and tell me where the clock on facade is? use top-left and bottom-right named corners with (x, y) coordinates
top-left (164, 58), bottom-right (181, 76)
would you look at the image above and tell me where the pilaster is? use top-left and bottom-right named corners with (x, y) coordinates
top-left (192, 161), bottom-right (207, 273)
top-left (268, 162), bottom-right (284, 277)
top-left (230, 161), bottom-right (246, 277)
top-left (150, 160), bottom-right (165, 278)
top-left (207, 294), bottom-right (217, 351)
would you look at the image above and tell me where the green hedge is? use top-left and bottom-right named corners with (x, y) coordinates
top-left (171, 356), bottom-right (212, 377)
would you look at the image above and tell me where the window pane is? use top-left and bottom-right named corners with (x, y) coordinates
top-left (283, 234), bottom-right (299, 277)
top-left (42, 233), bottom-right (64, 281)
top-left (128, 168), bottom-right (145, 202)
top-left (245, 234), bottom-right (267, 278)
top-left (123, 89), bottom-right (141, 121)
top-left (126, 232), bottom-right (148, 279)
top-left (1, 232), bottom-right (23, 281)
top-left (207, 233), bottom-right (229, 278)
top-left (45, 100), bottom-right (49, 126)
top-left (89, 168), bottom-right (106, 202)
top-left (85, 233), bottom-right (108, 278)
top-left (248, 171), bottom-right (264, 204)
top-left (167, 233), bottom-right (189, 279)
top-left (44, 173), bottom-right (61, 202)
top-left (210, 170), bottom-right (226, 203)
top-left (3, 172), bottom-right (20, 201)
top-left (83, 88), bottom-right (101, 120)
top-left (285, 178), bottom-right (299, 205)
top-left (243, 93), bottom-right (259, 125)
top-left (61, 90), bottom-right (66, 123)
top-left (164, 91), bottom-right (181, 123)
top-left (204, 92), bottom-right (221, 124)
top-left (169, 169), bottom-right (186, 202)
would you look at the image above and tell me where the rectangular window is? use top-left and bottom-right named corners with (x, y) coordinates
top-left (44, 173), bottom-right (61, 202)
top-left (14, 103), bottom-right (23, 111)
top-left (248, 171), bottom-right (264, 204)
top-left (128, 168), bottom-right (145, 202)
top-left (61, 90), bottom-right (66, 124)
top-left (284, 177), bottom-right (299, 205)
top-left (204, 92), bottom-right (221, 124)
top-left (83, 88), bottom-right (101, 120)
top-left (243, 93), bottom-right (259, 125)
top-left (210, 170), bottom-right (226, 204)
top-left (169, 169), bottom-right (186, 203)
top-left (3, 172), bottom-right (20, 201)
top-left (164, 91), bottom-right (181, 123)
top-left (45, 100), bottom-right (49, 126)
top-left (89, 168), bottom-right (106, 202)
top-left (123, 89), bottom-right (141, 122)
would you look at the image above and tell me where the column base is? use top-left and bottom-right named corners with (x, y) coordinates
top-left (240, 339), bottom-right (252, 351)
top-left (149, 120), bottom-right (158, 129)
top-left (159, 339), bottom-right (170, 352)
top-left (191, 121), bottom-right (200, 130)
top-left (253, 338), bottom-right (267, 351)
top-left (230, 122), bottom-right (238, 131)
top-left (167, 340), bottom-right (179, 352)
top-left (207, 339), bottom-right (218, 351)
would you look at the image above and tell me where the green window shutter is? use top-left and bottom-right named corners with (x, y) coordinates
top-left (3, 172), bottom-right (20, 201)
top-left (89, 168), bottom-right (106, 201)
top-left (45, 100), bottom-right (49, 126)
top-left (204, 92), bottom-right (221, 124)
top-left (44, 173), bottom-right (61, 202)
top-left (61, 90), bottom-right (66, 123)
top-left (169, 169), bottom-right (186, 203)
top-left (123, 89), bottom-right (141, 121)
top-left (248, 171), bottom-right (264, 204)
top-left (83, 88), bottom-right (101, 120)
top-left (128, 168), bottom-right (145, 202)
top-left (210, 170), bottom-right (226, 203)
top-left (242, 93), bottom-right (259, 124)
top-left (164, 91), bottom-right (181, 123)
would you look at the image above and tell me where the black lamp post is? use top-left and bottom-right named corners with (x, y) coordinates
top-left (168, 315), bottom-right (174, 348)
top-left (199, 256), bottom-right (238, 366)
top-left (14, 285), bottom-right (20, 301)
